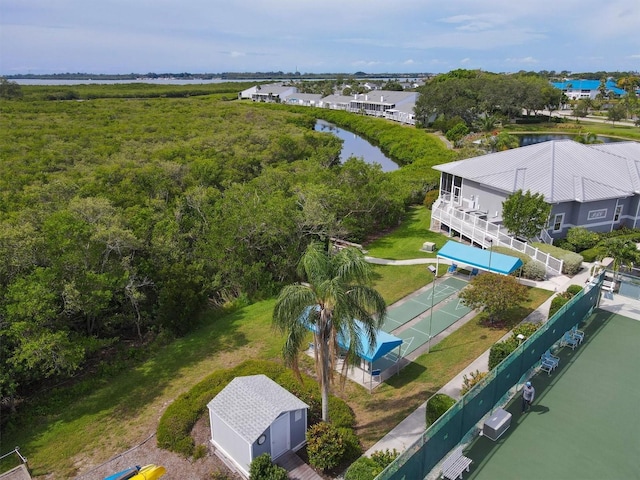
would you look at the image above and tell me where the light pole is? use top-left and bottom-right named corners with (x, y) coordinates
top-left (427, 265), bottom-right (437, 353)
top-left (486, 237), bottom-right (493, 273)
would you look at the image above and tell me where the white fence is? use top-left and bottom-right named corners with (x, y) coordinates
top-left (432, 202), bottom-right (564, 275)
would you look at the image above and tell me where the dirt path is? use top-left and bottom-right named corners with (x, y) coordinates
top-left (73, 416), bottom-right (241, 480)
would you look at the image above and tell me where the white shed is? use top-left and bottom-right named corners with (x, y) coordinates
top-left (207, 375), bottom-right (309, 477)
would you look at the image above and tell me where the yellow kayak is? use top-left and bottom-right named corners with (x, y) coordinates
top-left (129, 464), bottom-right (166, 480)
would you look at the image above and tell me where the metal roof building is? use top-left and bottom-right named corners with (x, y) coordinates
top-left (208, 375), bottom-right (309, 476)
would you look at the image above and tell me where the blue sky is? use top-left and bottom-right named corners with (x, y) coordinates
top-left (1, 0), bottom-right (639, 75)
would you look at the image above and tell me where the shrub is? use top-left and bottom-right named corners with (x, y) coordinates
top-left (532, 243), bottom-right (584, 275)
top-left (344, 449), bottom-right (400, 480)
top-left (522, 260), bottom-right (546, 280)
top-left (426, 393), bottom-right (456, 426)
top-left (445, 123), bottom-right (470, 143)
top-left (337, 427), bottom-right (362, 462)
top-left (566, 227), bottom-right (600, 251)
top-left (580, 246), bottom-right (605, 262)
top-left (549, 295), bottom-right (569, 318)
top-left (249, 453), bottom-right (288, 480)
top-left (512, 322), bottom-right (540, 339)
top-left (328, 396), bottom-right (356, 429)
top-left (460, 369), bottom-right (488, 395)
top-left (553, 238), bottom-right (575, 252)
top-left (306, 422), bottom-right (345, 471)
top-left (488, 340), bottom-right (517, 370)
top-left (565, 284), bottom-right (583, 297)
top-left (344, 457), bottom-right (379, 480)
top-left (370, 448), bottom-right (399, 469)
top-left (423, 189), bottom-right (439, 209)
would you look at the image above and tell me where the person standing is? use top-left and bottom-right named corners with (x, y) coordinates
top-left (522, 381), bottom-right (535, 412)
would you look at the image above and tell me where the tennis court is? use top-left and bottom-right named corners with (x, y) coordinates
top-left (395, 296), bottom-right (472, 356)
top-left (382, 277), bottom-right (468, 333)
top-left (464, 309), bottom-right (640, 479)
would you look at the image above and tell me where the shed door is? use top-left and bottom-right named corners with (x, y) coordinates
top-left (270, 412), bottom-right (289, 460)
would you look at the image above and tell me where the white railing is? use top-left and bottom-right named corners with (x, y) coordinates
top-left (432, 202), bottom-right (564, 275)
top-left (538, 228), bottom-right (554, 245)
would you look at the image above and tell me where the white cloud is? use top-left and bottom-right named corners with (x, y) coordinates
top-left (1, 0), bottom-right (638, 74)
top-left (506, 57), bottom-right (539, 64)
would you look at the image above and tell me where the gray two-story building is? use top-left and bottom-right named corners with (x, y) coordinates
top-left (432, 140), bottom-right (640, 241)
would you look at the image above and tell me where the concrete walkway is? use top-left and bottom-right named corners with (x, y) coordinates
top-left (364, 262), bottom-right (597, 456)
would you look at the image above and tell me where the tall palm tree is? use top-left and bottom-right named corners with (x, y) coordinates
top-left (273, 241), bottom-right (386, 422)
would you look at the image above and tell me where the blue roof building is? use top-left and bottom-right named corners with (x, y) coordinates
top-left (551, 79), bottom-right (626, 100)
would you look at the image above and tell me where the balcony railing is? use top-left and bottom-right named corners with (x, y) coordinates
top-left (432, 201), bottom-right (563, 275)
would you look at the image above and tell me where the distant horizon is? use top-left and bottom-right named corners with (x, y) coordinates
top-left (2, 1), bottom-right (638, 76)
top-left (4, 68), bottom-right (639, 79)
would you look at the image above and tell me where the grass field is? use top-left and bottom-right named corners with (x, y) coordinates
top-left (0, 205), bottom-right (553, 478)
top-left (503, 119), bottom-right (640, 142)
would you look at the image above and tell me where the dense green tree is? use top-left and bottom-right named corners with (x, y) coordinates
top-left (458, 273), bottom-right (528, 323)
top-left (486, 132), bottom-right (519, 152)
top-left (607, 103), bottom-right (627, 125)
top-left (601, 238), bottom-right (639, 275)
top-left (0, 78), bottom-right (23, 99)
top-left (502, 189), bottom-right (551, 240)
top-left (272, 242), bottom-right (386, 421)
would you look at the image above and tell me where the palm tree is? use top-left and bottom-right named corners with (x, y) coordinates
top-left (273, 241), bottom-right (387, 422)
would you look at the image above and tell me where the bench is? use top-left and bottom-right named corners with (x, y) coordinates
top-left (441, 446), bottom-right (472, 479)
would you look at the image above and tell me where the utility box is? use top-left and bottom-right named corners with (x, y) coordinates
top-left (421, 241), bottom-right (436, 252)
top-left (483, 408), bottom-right (512, 441)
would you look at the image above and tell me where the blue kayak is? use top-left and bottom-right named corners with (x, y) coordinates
top-left (103, 466), bottom-right (141, 480)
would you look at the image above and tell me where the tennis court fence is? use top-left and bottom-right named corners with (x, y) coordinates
top-left (375, 271), bottom-right (605, 480)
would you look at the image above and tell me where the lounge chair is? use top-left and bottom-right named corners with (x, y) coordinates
top-left (570, 325), bottom-right (585, 344)
top-left (561, 331), bottom-right (579, 350)
top-left (542, 349), bottom-right (560, 368)
top-left (540, 358), bottom-right (557, 375)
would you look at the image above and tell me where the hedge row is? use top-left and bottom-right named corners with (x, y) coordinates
top-left (531, 243), bottom-right (584, 275)
top-left (156, 359), bottom-right (355, 456)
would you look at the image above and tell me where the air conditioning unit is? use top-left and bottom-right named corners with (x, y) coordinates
top-left (483, 408), bottom-right (512, 441)
top-left (421, 242), bottom-right (436, 252)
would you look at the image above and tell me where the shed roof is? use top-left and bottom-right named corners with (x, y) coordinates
top-left (437, 241), bottom-right (523, 275)
top-left (433, 140), bottom-right (640, 202)
top-left (208, 375), bottom-right (308, 444)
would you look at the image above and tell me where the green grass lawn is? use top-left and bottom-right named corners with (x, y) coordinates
top-left (0, 207), bottom-right (553, 478)
top-left (365, 206), bottom-right (448, 260)
top-left (503, 120), bottom-right (640, 142)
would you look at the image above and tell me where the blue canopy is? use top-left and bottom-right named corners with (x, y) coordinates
top-left (301, 308), bottom-right (402, 363)
top-left (342, 320), bottom-right (403, 363)
top-left (437, 240), bottom-right (523, 275)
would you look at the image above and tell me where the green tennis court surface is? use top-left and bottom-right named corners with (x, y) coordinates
top-left (465, 310), bottom-right (640, 479)
top-left (382, 277), bottom-right (468, 333)
top-left (395, 297), bottom-right (472, 356)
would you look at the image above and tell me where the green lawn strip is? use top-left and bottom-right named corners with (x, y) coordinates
top-left (365, 207), bottom-right (447, 260)
top-left (503, 121), bottom-right (640, 141)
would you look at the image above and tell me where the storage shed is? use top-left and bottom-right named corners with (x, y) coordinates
top-left (207, 375), bottom-right (309, 477)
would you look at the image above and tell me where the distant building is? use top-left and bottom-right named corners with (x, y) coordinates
top-left (283, 92), bottom-right (324, 107)
top-left (238, 83), bottom-right (298, 103)
top-left (551, 79), bottom-right (626, 100)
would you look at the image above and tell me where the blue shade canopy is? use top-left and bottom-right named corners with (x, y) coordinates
top-left (437, 240), bottom-right (523, 275)
top-left (301, 308), bottom-right (402, 363)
